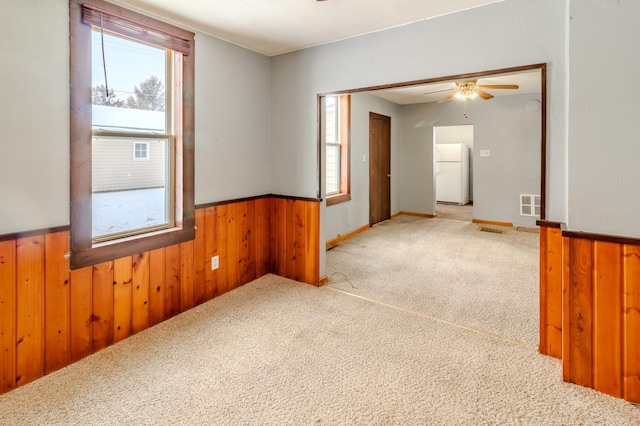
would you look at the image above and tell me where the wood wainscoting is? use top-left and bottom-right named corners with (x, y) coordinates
top-left (0, 195), bottom-right (319, 395)
top-left (539, 223), bottom-right (563, 360)
top-left (538, 221), bottom-right (640, 402)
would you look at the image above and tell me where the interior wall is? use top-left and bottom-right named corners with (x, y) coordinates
top-left (0, 0), bottom-right (70, 234)
top-left (434, 125), bottom-right (474, 201)
top-left (269, 0), bottom-right (567, 275)
top-left (324, 93), bottom-right (401, 242)
top-left (0, 0), bottom-right (271, 235)
top-left (567, 0), bottom-right (640, 238)
top-left (194, 33), bottom-right (271, 205)
top-left (400, 93), bottom-right (541, 228)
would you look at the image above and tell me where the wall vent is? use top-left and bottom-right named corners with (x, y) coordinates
top-left (520, 194), bottom-right (541, 217)
top-left (479, 226), bottom-right (504, 234)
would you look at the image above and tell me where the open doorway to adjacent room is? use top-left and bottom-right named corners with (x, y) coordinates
top-left (434, 124), bottom-right (474, 222)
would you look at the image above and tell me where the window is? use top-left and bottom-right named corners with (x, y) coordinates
top-left (70, 0), bottom-right (195, 269)
top-left (325, 95), bottom-right (351, 206)
top-left (133, 142), bottom-right (150, 161)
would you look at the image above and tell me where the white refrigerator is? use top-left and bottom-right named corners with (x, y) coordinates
top-left (435, 143), bottom-right (470, 205)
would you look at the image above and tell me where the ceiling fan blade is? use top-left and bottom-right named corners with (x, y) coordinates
top-left (476, 89), bottom-right (494, 100)
top-left (478, 84), bottom-right (519, 90)
top-left (437, 92), bottom-right (457, 103)
top-left (423, 88), bottom-right (454, 96)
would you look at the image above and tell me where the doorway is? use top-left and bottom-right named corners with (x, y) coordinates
top-left (369, 112), bottom-right (391, 226)
top-left (434, 125), bottom-right (474, 222)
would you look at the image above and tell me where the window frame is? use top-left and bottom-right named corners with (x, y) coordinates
top-left (69, 0), bottom-right (195, 269)
top-left (326, 95), bottom-right (351, 206)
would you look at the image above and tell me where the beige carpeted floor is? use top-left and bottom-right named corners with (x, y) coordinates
top-left (1, 217), bottom-right (639, 425)
top-left (436, 202), bottom-right (473, 221)
top-left (327, 215), bottom-right (539, 346)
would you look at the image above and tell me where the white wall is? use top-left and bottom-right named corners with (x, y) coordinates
top-left (270, 0), bottom-right (567, 275)
top-left (0, 0), bottom-right (70, 233)
top-left (270, 0), bottom-right (567, 218)
top-left (324, 93), bottom-right (401, 241)
top-left (400, 94), bottom-right (541, 227)
top-left (194, 34), bottom-right (271, 204)
top-left (0, 0), bottom-right (271, 234)
top-left (435, 125), bottom-right (474, 200)
top-left (568, 0), bottom-right (640, 238)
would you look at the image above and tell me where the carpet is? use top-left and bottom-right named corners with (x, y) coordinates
top-left (1, 235), bottom-right (639, 424)
top-left (327, 216), bottom-right (539, 346)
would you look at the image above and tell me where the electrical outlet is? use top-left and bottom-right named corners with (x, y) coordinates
top-left (480, 150), bottom-right (491, 157)
top-left (211, 255), bottom-right (219, 270)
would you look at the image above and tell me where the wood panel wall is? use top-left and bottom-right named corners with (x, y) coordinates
top-left (539, 225), bottom-right (563, 359)
top-left (562, 237), bottom-right (640, 402)
top-left (539, 220), bottom-right (640, 403)
top-left (0, 196), bottom-right (319, 395)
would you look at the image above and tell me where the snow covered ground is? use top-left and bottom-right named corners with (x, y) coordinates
top-left (92, 187), bottom-right (167, 237)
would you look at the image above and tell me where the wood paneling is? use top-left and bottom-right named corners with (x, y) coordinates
top-left (131, 252), bottom-right (150, 334)
top-left (69, 266), bottom-right (92, 362)
top-left (593, 241), bottom-right (622, 397)
top-left (203, 206), bottom-right (217, 301)
top-left (180, 241), bottom-right (194, 312)
top-left (164, 244), bottom-right (181, 318)
top-left (255, 197), bottom-right (270, 277)
top-left (565, 237), bottom-right (594, 387)
top-left (0, 196), bottom-right (320, 396)
top-left (16, 236), bottom-right (45, 387)
top-left (113, 257), bottom-right (133, 343)
top-left (274, 199), bottom-right (320, 286)
top-left (0, 240), bottom-right (16, 393)
top-left (92, 261), bottom-right (114, 352)
top-left (539, 226), bottom-right (562, 358)
top-left (275, 198), bottom-right (287, 278)
top-left (215, 205), bottom-right (228, 297)
top-left (193, 209), bottom-right (207, 306)
top-left (44, 232), bottom-right (70, 374)
top-left (148, 247), bottom-right (166, 326)
top-left (623, 245), bottom-right (640, 402)
top-left (547, 231), bottom-right (640, 403)
top-left (226, 203), bottom-right (239, 293)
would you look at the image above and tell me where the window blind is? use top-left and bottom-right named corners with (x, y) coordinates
top-left (81, 3), bottom-right (192, 55)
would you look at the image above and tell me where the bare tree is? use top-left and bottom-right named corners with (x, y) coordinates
top-left (92, 85), bottom-right (125, 107)
top-left (126, 76), bottom-right (165, 112)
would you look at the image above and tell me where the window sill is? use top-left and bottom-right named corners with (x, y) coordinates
top-left (326, 193), bottom-right (351, 207)
top-left (70, 226), bottom-right (194, 270)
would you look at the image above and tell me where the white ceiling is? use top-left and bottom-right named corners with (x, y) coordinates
top-left (370, 70), bottom-right (542, 105)
top-left (112, 0), bottom-right (504, 57)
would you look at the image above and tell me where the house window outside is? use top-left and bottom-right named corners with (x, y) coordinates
top-left (325, 95), bottom-right (351, 206)
top-left (133, 141), bottom-right (150, 161)
top-left (70, 0), bottom-right (195, 269)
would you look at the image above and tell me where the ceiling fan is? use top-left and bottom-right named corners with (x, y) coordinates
top-left (425, 79), bottom-right (519, 103)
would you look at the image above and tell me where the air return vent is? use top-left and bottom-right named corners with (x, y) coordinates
top-left (520, 194), bottom-right (541, 217)
top-left (479, 227), bottom-right (504, 234)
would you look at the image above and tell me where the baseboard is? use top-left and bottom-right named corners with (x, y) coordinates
top-left (392, 211), bottom-right (436, 218)
top-left (472, 218), bottom-right (513, 227)
top-left (326, 224), bottom-right (370, 249)
top-left (318, 275), bottom-right (329, 286)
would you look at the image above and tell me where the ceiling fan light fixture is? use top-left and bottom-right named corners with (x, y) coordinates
top-left (454, 90), bottom-right (478, 101)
